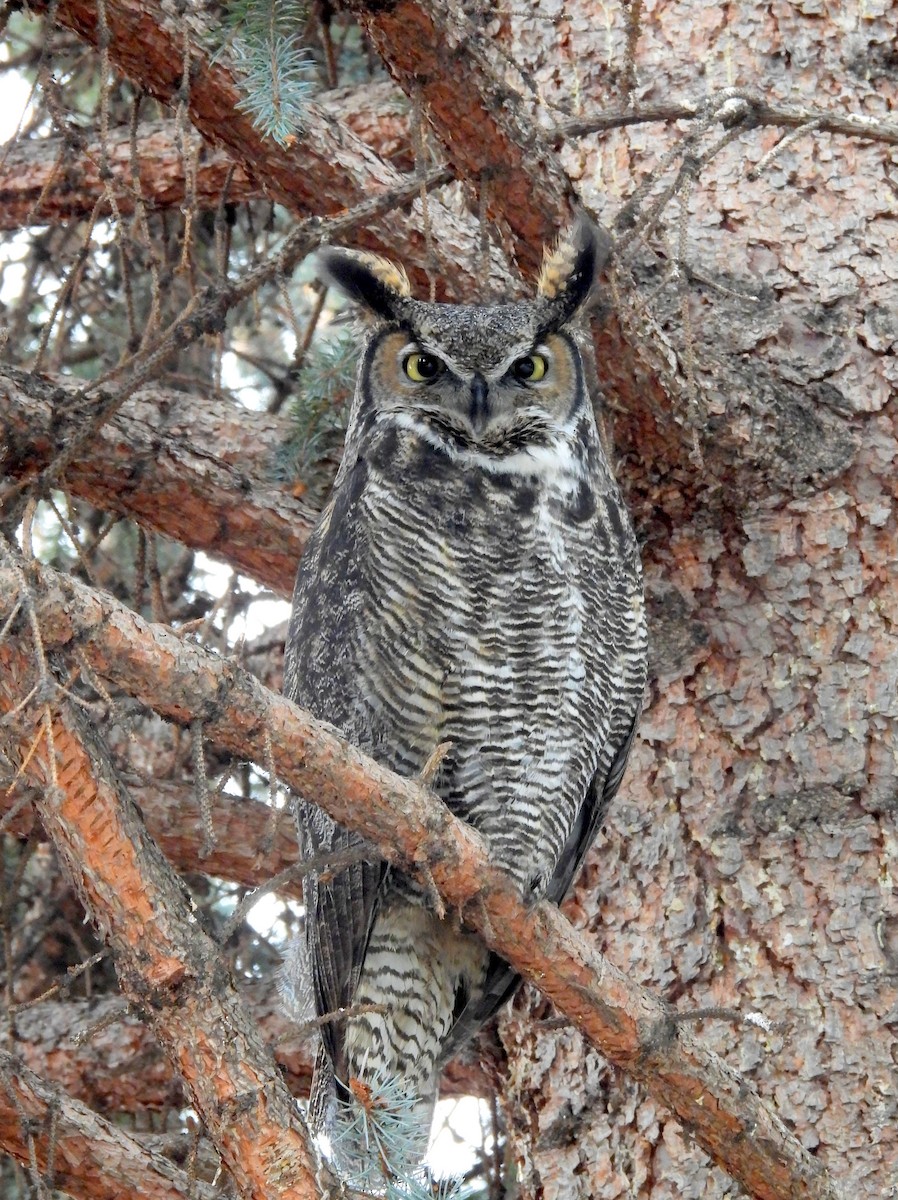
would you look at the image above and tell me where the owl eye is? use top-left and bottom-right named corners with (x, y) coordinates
top-left (403, 351), bottom-right (445, 382)
top-left (511, 353), bottom-right (548, 382)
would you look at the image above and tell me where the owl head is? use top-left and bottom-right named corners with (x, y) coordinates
top-left (316, 219), bottom-right (608, 458)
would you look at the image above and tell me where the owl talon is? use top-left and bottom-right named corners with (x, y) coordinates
top-left (526, 873), bottom-right (550, 905)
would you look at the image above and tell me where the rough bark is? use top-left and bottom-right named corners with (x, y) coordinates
top-left (0, 1050), bottom-right (218, 1200)
top-left (8, 986), bottom-right (486, 1114)
top-left (0, 366), bottom-right (312, 595)
top-left (458, 6), bottom-right (897, 1199)
top-left (0, 84), bottom-right (413, 231)
top-left (0, 561), bottom-right (840, 1200)
top-left (2, 0), bottom-right (896, 1196)
top-left (24, 0), bottom-right (509, 297)
top-left (0, 632), bottom-right (320, 1200)
top-left (0, 777), bottom-right (304, 896)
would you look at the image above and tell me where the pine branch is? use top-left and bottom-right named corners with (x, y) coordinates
top-left (0, 617), bottom-right (320, 1198)
top-left (0, 558), bottom-right (841, 1200)
top-left (280, 332), bottom-right (356, 500)
top-left (226, 0), bottom-right (317, 146)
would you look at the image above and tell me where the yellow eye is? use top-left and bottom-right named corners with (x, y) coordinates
top-left (511, 353), bottom-right (548, 382)
top-left (403, 351), bottom-right (445, 382)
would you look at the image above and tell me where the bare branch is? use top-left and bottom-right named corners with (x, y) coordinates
top-left (0, 119), bottom-right (257, 231)
top-left (551, 91), bottom-right (898, 148)
top-left (0, 366), bottom-right (311, 596)
top-left (0, 560), bottom-right (840, 1200)
top-left (0, 81), bottom-right (415, 232)
top-left (0, 1048), bottom-right (218, 1200)
top-left (0, 627), bottom-right (320, 1197)
top-left (28, 0), bottom-right (508, 296)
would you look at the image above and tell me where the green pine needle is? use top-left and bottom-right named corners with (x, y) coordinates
top-left (280, 332), bottom-right (357, 498)
top-left (330, 1070), bottom-right (473, 1200)
top-left (225, 0), bottom-right (316, 146)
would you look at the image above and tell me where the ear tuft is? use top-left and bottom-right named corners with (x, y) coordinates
top-left (315, 248), bottom-right (411, 322)
top-left (536, 217), bottom-right (611, 329)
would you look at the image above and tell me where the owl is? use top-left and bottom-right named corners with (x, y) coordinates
top-left (283, 219), bottom-right (647, 1180)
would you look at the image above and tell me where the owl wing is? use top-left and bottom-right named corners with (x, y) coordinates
top-left (439, 708), bottom-right (641, 1065)
top-left (546, 706), bottom-right (642, 906)
top-left (286, 458), bottom-right (388, 1079)
top-left (298, 801), bottom-right (386, 1076)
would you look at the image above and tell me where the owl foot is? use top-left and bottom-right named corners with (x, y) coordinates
top-left (419, 739), bottom-right (453, 786)
top-left (526, 871), bottom-right (551, 906)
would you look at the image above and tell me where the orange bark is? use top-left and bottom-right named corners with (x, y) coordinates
top-left (1, 367), bottom-right (310, 596)
top-left (0, 634), bottom-right (319, 1200)
top-left (0, 1050), bottom-right (217, 1200)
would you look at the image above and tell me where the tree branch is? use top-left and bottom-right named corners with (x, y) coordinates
top-left (0, 623), bottom-right (319, 1197)
top-left (342, 0), bottom-right (577, 273)
top-left (551, 92), bottom-right (898, 147)
top-left (0, 365), bottom-right (311, 595)
top-left (0, 81), bottom-right (416, 231)
top-left (0, 560), bottom-right (840, 1200)
top-left (9, 987), bottom-right (487, 1114)
top-left (0, 118), bottom-right (257, 232)
top-left (29, 0), bottom-right (507, 297)
top-left (0, 1048), bottom-right (218, 1200)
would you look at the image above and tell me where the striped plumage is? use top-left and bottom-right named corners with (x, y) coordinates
top-left (283, 221), bottom-right (647, 1178)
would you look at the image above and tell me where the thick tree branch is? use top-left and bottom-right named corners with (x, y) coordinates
top-left (0, 561), bottom-right (840, 1200)
top-left (0, 1048), bottom-right (217, 1200)
top-left (0, 82), bottom-right (415, 231)
top-left (0, 366), bottom-right (310, 595)
top-left (0, 639), bottom-right (319, 1197)
top-left (342, 0), bottom-right (577, 273)
top-left (10, 987), bottom-right (486, 1113)
top-left (0, 118), bottom-right (258, 231)
top-left (0, 776), bottom-right (304, 897)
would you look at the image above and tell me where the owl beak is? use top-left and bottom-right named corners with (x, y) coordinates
top-left (468, 373), bottom-right (491, 436)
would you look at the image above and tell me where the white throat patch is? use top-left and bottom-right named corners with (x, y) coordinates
top-left (383, 411), bottom-right (586, 492)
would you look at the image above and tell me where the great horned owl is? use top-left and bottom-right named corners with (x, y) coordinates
top-left (283, 220), bottom-right (647, 1178)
